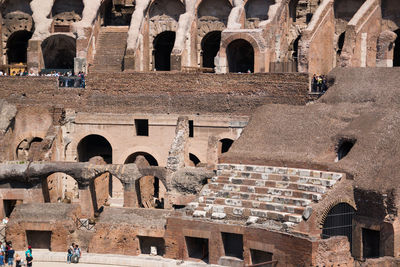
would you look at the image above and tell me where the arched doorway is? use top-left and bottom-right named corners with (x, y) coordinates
top-left (227, 39), bottom-right (254, 73)
top-left (394, 29), bottom-right (400, 67)
top-left (41, 35), bottom-right (76, 70)
top-left (219, 138), bottom-right (234, 154)
top-left (136, 176), bottom-right (166, 209)
top-left (153, 31), bottom-right (176, 71)
top-left (125, 152), bottom-right (158, 166)
top-left (6, 30), bottom-right (32, 64)
top-left (77, 135), bottom-right (112, 164)
top-left (201, 31), bottom-right (222, 69)
top-left (44, 172), bottom-right (78, 203)
top-left (322, 203), bottom-right (355, 250)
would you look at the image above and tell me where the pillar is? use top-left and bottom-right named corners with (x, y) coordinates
top-left (123, 182), bottom-right (139, 208)
top-left (27, 39), bottom-right (44, 74)
top-left (78, 185), bottom-right (94, 218)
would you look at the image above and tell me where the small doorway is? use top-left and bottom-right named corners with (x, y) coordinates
top-left (362, 228), bottom-right (380, 258)
top-left (6, 30), bottom-right (33, 64)
top-left (201, 31), bottom-right (222, 69)
top-left (138, 236), bottom-right (165, 256)
top-left (250, 249), bottom-right (273, 265)
top-left (221, 232), bottom-right (243, 259)
top-left (26, 231), bottom-right (52, 250)
top-left (185, 236), bottom-right (209, 263)
top-left (227, 39), bottom-right (254, 73)
top-left (153, 31), bottom-right (176, 71)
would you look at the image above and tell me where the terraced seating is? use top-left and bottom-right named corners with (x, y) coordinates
top-left (188, 164), bottom-right (344, 225)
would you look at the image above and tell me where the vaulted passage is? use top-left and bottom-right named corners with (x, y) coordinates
top-left (41, 35), bottom-right (76, 70)
top-left (322, 203), bottom-right (355, 249)
top-left (153, 31), bottom-right (176, 71)
top-left (227, 39), bottom-right (254, 73)
top-left (201, 31), bottom-right (222, 69)
top-left (52, 0), bottom-right (84, 17)
top-left (363, 228), bottom-right (380, 258)
top-left (394, 29), bottom-right (400, 67)
top-left (77, 135), bottom-right (112, 164)
top-left (6, 30), bottom-right (32, 64)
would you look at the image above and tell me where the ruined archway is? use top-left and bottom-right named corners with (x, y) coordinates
top-left (322, 203), bottom-right (355, 250)
top-left (153, 31), bottom-right (176, 71)
top-left (6, 30), bottom-right (32, 64)
top-left (136, 175), bottom-right (166, 209)
top-left (41, 35), bottom-right (76, 70)
top-left (245, 0), bottom-right (274, 28)
top-left (394, 29), bottom-right (400, 67)
top-left (124, 152), bottom-right (159, 166)
top-left (16, 137), bottom-right (43, 161)
top-left (201, 31), bottom-right (222, 69)
top-left (334, 0), bottom-right (365, 21)
top-left (227, 39), bottom-right (254, 73)
top-left (77, 135), bottom-right (112, 164)
top-left (44, 172), bottom-right (78, 203)
top-left (189, 153), bottom-right (201, 167)
top-left (52, 0), bottom-right (84, 19)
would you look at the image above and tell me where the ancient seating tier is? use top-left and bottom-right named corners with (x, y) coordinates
top-left (189, 164), bottom-right (344, 225)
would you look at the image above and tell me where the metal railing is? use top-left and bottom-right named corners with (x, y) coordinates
top-left (76, 218), bottom-right (95, 231)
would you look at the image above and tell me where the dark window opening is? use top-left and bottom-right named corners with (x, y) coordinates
top-left (52, 0), bottom-right (84, 18)
top-left (221, 232), bottom-right (243, 259)
top-left (322, 203), bottom-right (355, 251)
top-left (306, 13), bottom-right (313, 23)
top-left (189, 153), bottom-right (201, 167)
top-left (173, 204), bottom-right (186, 210)
top-left (362, 228), bottom-right (380, 259)
top-left (103, 0), bottom-right (133, 26)
top-left (227, 39), bottom-right (254, 73)
top-left (135, 119), bottom-right (149, 136)
top-left (220, 138), bottom-right (234, 154)
top-left (124, 152), bottom-right (158, 166)
top-left (250, 249), bottom-right (273, 265)
top-left (3, 200), bottom-right (18, 218)
top-left (185, 237), bottom-right (209, 263)
top-left (41, 35), bottom-right (76, 70)
top-left (289, 0), bottom-right (298, 22)
top-left (189, 120), bottom-right (194, 138)
top-left (394, 29), bottom-right (400, 67)
top-left (292, 35), bottom-right (301, 63)
top-left (7, 30), bottom-right (33, 64)
top-left (26, 230), bottom-right (52, 250)
top-left (201, 31), bottom-right (222, 69)
top-left (334, 0), bottom-right (365, 20)
top-left (337, 32), bottom-right (346, 57)
top-left (77, 135), bottom-right (112, 164)
top-left (138, 236), bottom-right (165, 256)
top-left (337, 138), bottom-right (356, 161)
top-left (153, 31), bottom-right (176, 71)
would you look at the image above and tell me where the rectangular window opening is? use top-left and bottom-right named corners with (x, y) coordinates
top-left (3, 200), bottom-right (18, 218)
top-left (250, 249), bottom-right (273, 265)
top-left (221, 232), bottom-right (243, 260)
top-left (362, 228), bottom-right (380, 259)
top-left (189, 120), bottom-right (194, 138)
top-left (26, 230), bottom-right (52, 250)
top-left (185, 236), bottom-right (209, 263)
top-left (138, 236), bottom-right (165, 256)
top-left (135, 119), bottom-right (149, 136)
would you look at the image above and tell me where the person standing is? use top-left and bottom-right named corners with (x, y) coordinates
top-left (6, 246), bottom-right (14, 267)
top-left (67, 243), bottom-right (74, 264)
top-left (15, 254), bottom-right (21, 267)
top-left (0, 252), bottom-right (4, 266)
top-left (26, 252), bottom-right (33, 267)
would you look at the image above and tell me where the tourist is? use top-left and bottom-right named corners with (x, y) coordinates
top-left (25, 246), bottom-right (32, 258)
top-left (0, 252), bottom-right (4, 266)
top-left (67, 243), bottom-right (74, 264)
top-left (26, 252), bottom-right (32, 267)
top-left (6, 246), bottom-right (14, 267)
top-left (15, 254), bottom-right (21, 267)
top-left (73, 244), bottom-right (81, 263)
top-left (312, 74), bottom-right (317, 92)
top-left (2, 217), bottom-right (8, 224)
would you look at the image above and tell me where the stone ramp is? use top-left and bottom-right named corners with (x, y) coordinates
top-left (189, 164), bottom-right (344, 225)
top-left (91, 26), bottom-right (128, 73)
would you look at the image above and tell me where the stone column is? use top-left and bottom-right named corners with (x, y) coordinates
top-left (78, 185), bottom-right (94, 218)
top-left (27, 39), bottom-right (44, 74)
top-left (123, 182), bottom-right (139, 208)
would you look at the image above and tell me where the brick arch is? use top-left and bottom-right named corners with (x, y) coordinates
top-left (117, 146), bottom-right (163, 166)
top-left (318, 198), bottom-right (357, 226)
top-left (195, 0), bottom-right (233, 10)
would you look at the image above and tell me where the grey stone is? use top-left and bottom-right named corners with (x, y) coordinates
top-left (302, 206), bottom-right (313, 220)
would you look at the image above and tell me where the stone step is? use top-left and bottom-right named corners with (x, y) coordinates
top-left (207, 183), bottom-right (322, 201)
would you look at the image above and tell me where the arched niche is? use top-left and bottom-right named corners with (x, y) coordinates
top-left (124, 152), bottom-right (159, 166)
top-left (41, 35), bottom-right (76, 70)
top-left (77, 134), bottom-right (113, 164)
top-left (197, 0), bottom-right (232, 23)
top-left (149, 0), bottom-right (185, 21)
top-left (201, 31), bottom-right (222, 69)
top-left (227, 39), bottom-right (254, 73)
top-left (6, 30), bottom-right (32, 64)
top-left (153, 31), bottom-right (176, 71)
top-left (136, 175), bottom-right (166, 209)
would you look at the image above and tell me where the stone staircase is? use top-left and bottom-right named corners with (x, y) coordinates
top-left (188, 164), bottom-right (344, 225)
top-left (91, 26), bottom-right (129, 73)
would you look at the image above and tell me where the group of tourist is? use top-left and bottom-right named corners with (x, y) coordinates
top-left (66, 243), bottom-right (81, 264)
top-left (311, 74), bottom-right (328, 93)
top-left (0, 241), bottom-right (31, 267)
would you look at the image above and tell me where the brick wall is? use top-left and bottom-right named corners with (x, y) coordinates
top-left (0, 72), bottom-right (310, 115)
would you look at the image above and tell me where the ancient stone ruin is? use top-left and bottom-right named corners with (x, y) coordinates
top-left (0, 0), bottom-right (400, 266)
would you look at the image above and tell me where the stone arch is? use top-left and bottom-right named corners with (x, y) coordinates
top-left (16, 137), bottom-right (43, 161)
top-left (197, 0), bottom-right (232, 23)
top-left (382, 0), bottom-right (400, 25)
top-left (135, 175), bottom-right (166, 209)
top-left (201, 31), bottom-right (222, 69)
top-left (334, 0), bottom-right (365, 21)
top-left (149, 0), bottom-right (185, 21)
top-left (244, 0), bottom-right (274, 28)
top-left (77, 134), bottom-right (113, 164)
top-left (44, 172), bottom-right (78, 203)
top-left (319, 199), bottom-right (357, 226)
top-left (1, 0), bottom-right (32, 15)
top-left (153, 31), bottom-right (176, 71)
top-left (394, 29), bottom-right (400, 66)
top-left (52, 0), bottom-right (84, 20)
top-left (125, 152), bottom-right (159, 166)
top-left (189, 153), bottom-right (201, 166)
top-left (6, 30), bottom-right (32, 64)
top-left (219, 138), bottom-right (234, 154)
top-left (321, 202), bottom-right (356, 249)
top-left (227, 39), bottom-right (254, 73)
top-left (41, 34), bottom-right (76, 70)
top-left (1, 12), bottom-right (33, 57)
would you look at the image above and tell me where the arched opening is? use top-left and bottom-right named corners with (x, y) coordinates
top-left (189, 153), bottom-right (201, 167)
top-left (201, 31), bottom-right (222, 69)
top-left (322, 203), bottom-right (355, 250)
top-left (197, 0), bottom-right (232, 23)
top-left (6, 30), bottom-right (32, 64)
top-left (136, 176), bottom-right (166, 209)
top-left (2, 0), bottom-right (33, 15)
top-left (245, 0), bottom-right (274, 27)
top-left (381, 0), bottom-right (400, 21)
top-left (219, 138), bottom-right (234, 154)
top-left (292, 35), bottom-right (301, 64)
top-left (41, 35), bottom-right (76, 70)
top-left (103, 0), bottom-right (132, 26)
top-left (16, 137), bottom-right (43, 161)
top-left (153, 31), bottom-right (176, 71)
top-left (149, 0), bottom-right (185, 20)
top-left (44, 172), bottom-right (78, 203)
top-left (337, 32), bottom-right (346, 57)
top-left (394, 29), bottom-right (400, 67)
top-left (227, 39), bottom-right (254, 73)
top-left (77, 135), bottom-right (112, 164)
top-left (52, 0), bottom-right (84, 18)
top-left (289, 0), bottom-right (299, 23)
top-left (334, 0), bottom-right (365, 21)
top-left (125, 152), bottom-right (158, 166)
top-left (337, 139), bottom-right (356, 161)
